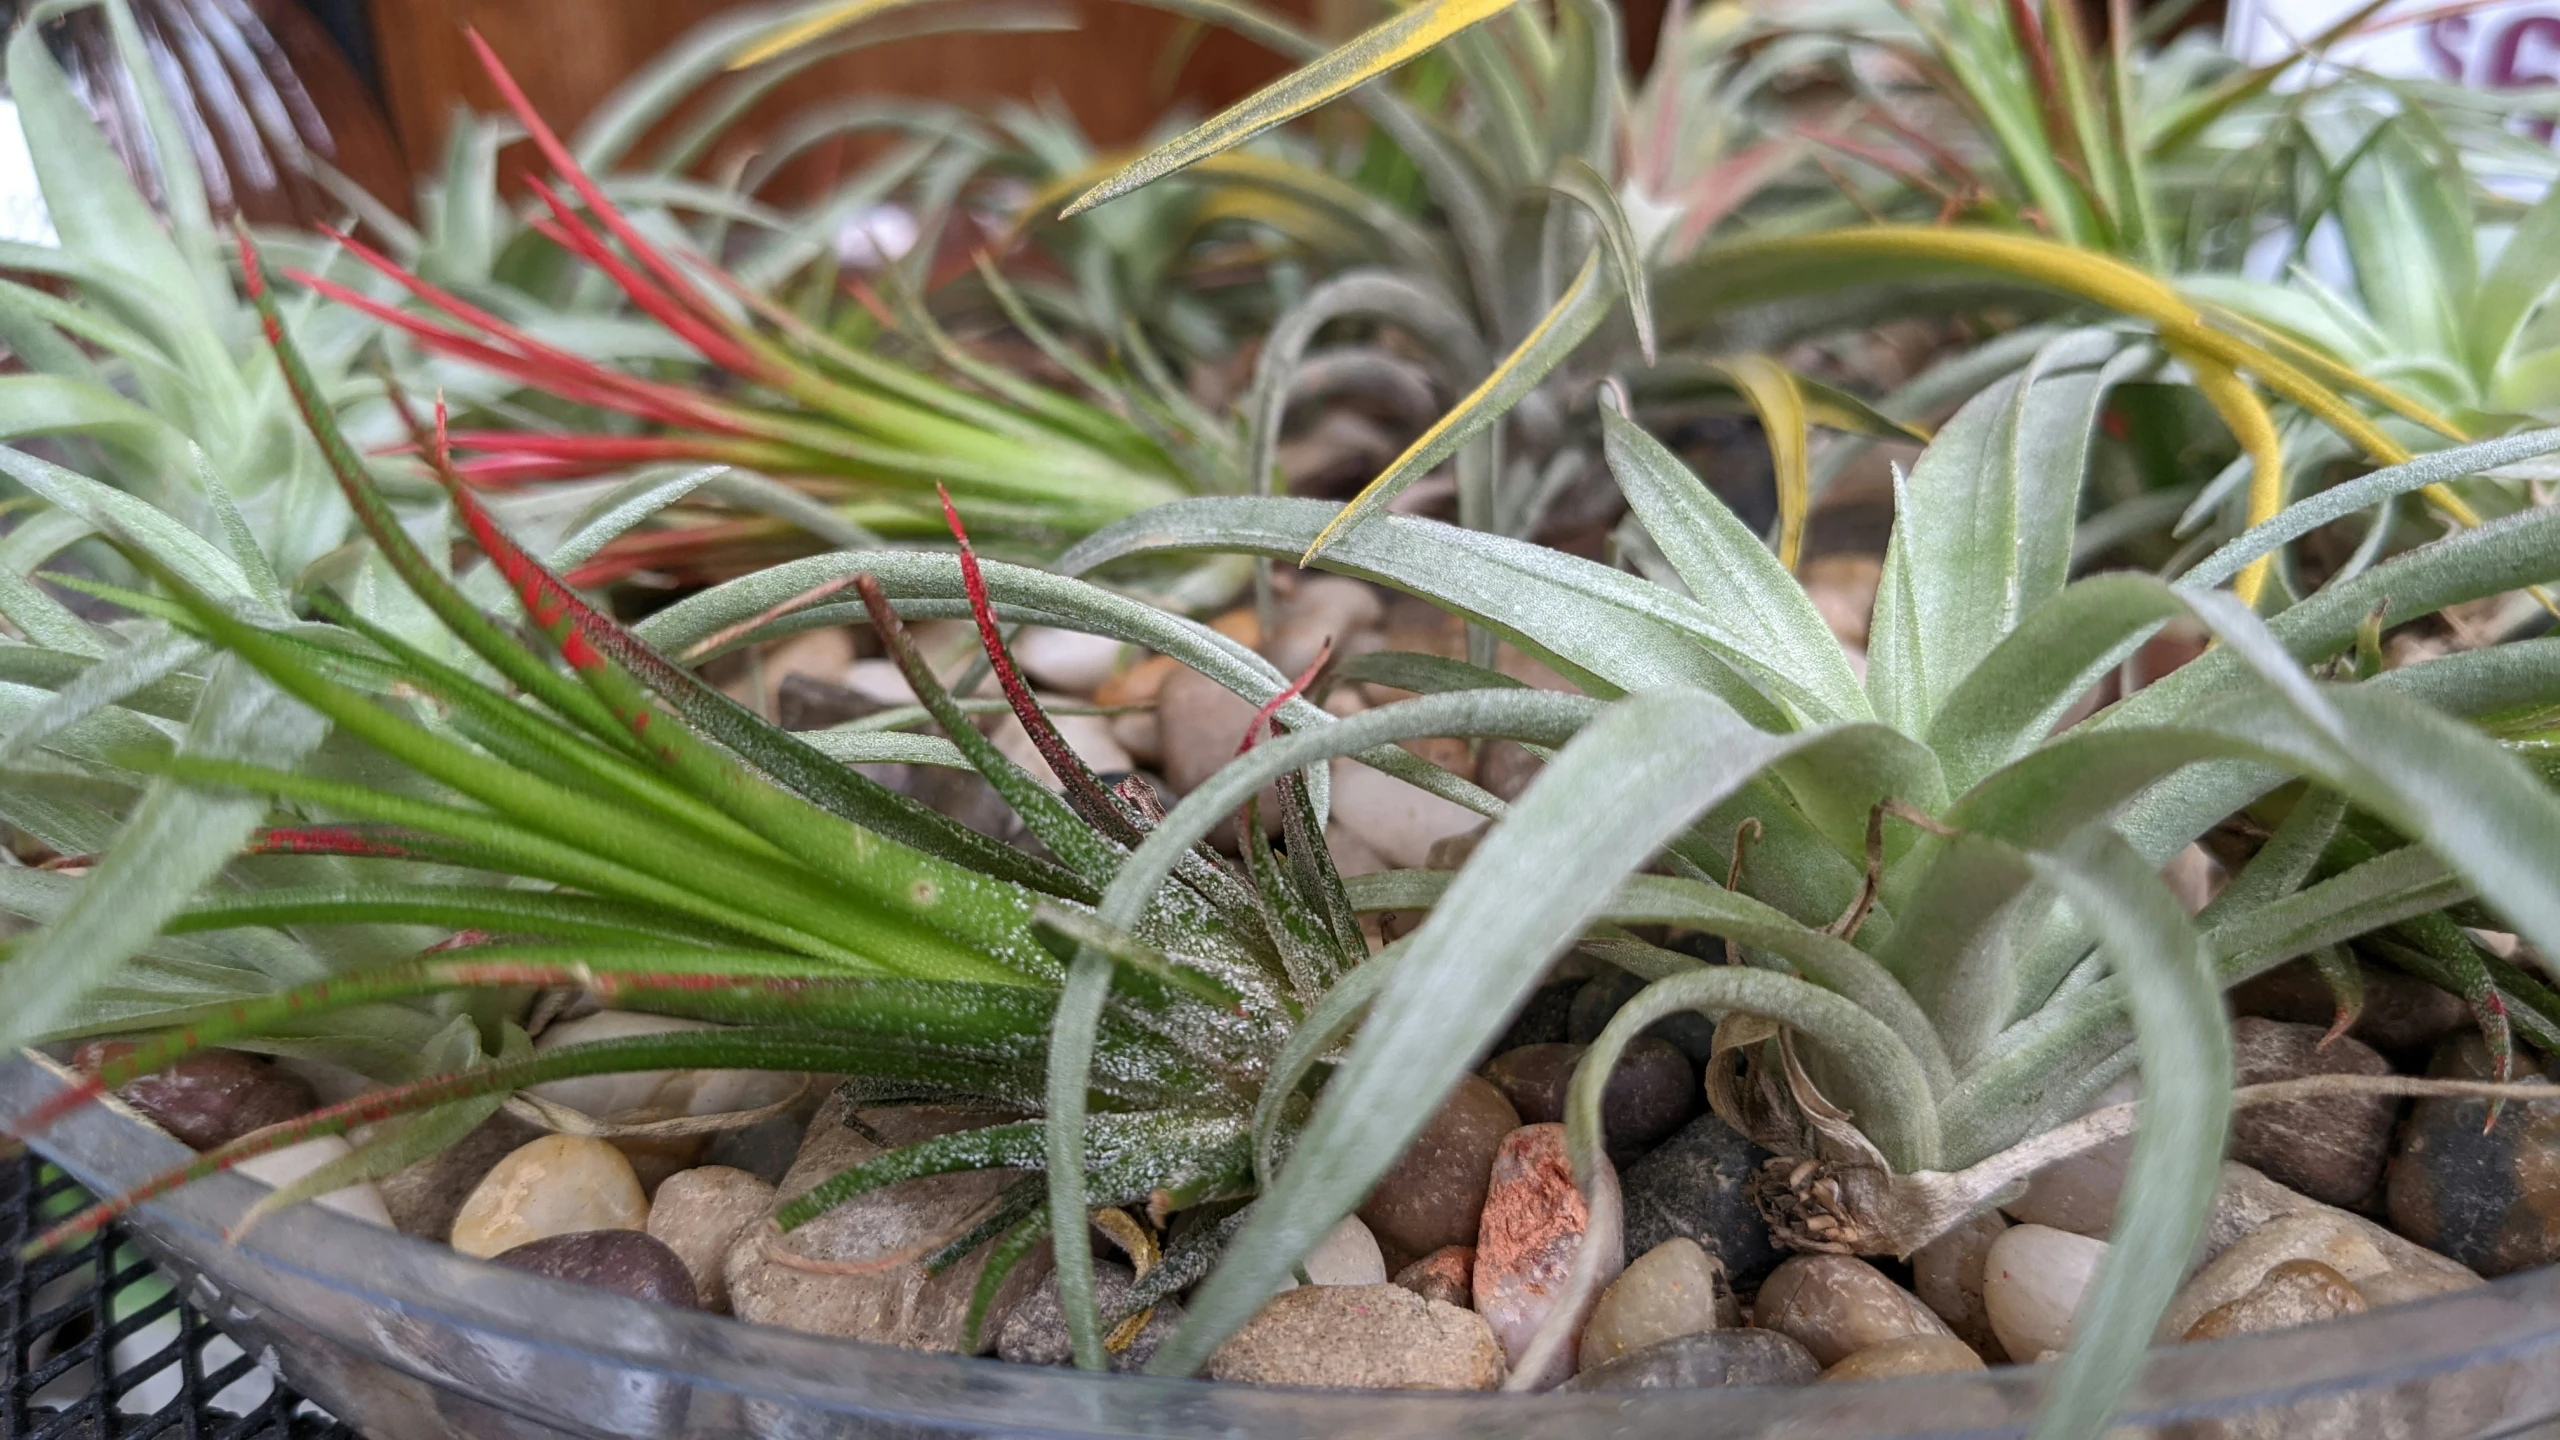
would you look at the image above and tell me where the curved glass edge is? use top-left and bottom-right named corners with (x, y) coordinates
top-left (14, 1051), bottom-right (2560, 1439)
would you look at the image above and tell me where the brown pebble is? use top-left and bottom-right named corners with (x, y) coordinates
top-left (1817, 1333), bottom-right (1987, 1382)
top-left (2182, 1259), bottom-right (2365, 1341)
top-left (491, 1229), bottom-right (700, 1309)
top-left (1393, 1245), bottom-right (1475, 1309)
top-left (76, 1041), bottom-right (314, 1151)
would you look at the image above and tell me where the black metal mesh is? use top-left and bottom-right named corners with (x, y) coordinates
top-left (2, 1149), bottom-right (359, 1440)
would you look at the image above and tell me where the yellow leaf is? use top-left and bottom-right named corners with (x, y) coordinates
top-left (729, 0), bottom-right (936, 68)
top-left (1064, 0), bottom-right (1530, 219)
top-left (1706, 356), bottom-right (1813, 572)
top-left (2180, 349), bottom-right (2284, 609)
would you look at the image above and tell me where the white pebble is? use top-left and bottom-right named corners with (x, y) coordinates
top-left (1011, 627), bottom-right (1125, 694)
top-left (1984, 1223), bottom-right (2108, 1360)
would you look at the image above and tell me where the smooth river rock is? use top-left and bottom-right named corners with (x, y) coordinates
top-left (450, 1135), bottom-right (647, 1258)
top-left (1360, 1075), bottom-right (1519, 1268)
top-left (1756, 1254), bottom-right (1953, 1369)
top-left (492, 1229), bottom-right (700, 1308)
top-left (1983, 1224), bottom-right (2107, 1361)
top-left (1577, 1238), bottom-right (1735, 1371)
top-left (646, 1165), bottom-right (775, 1313)
top-left (1206, 1285), bottom-right (1504, 1390)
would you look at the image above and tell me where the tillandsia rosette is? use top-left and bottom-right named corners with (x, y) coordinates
top-left (7, 226), bottom-right (1498, 1356)
top-left (1052, 349), bottom-right (2560, 1435)
top-left (299, 31), bottom-right (1193, 579)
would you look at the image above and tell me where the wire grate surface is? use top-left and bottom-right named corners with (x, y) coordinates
top-left (2, 1149), bottom-right (359, 1440)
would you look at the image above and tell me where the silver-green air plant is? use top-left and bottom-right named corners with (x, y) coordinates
top-left (6, 228), bottom-right (1498, 1354)
top-left (1053, 340), bottom-right (2560, 1435)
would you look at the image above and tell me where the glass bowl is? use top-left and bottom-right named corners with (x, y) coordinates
top-left (13, 1051), bottom-right (2560, 1440)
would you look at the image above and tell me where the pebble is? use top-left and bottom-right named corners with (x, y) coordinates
top-left (723, 1099), bottom-right (1040, 1350)
top-left (1566, 969), bottom-right (1717, 1065)
top-left (843, 658), bottom-right (918, 707)
top-left (646, 1166), bottom-right (775, 1313)
top-left (1393, 1246), bottom-right (1475, 1308)
top-left (377, 1112), bottom-right (544, 1241)
top-left (1269, 577), bottom-right (1384, 674)
top-left (1561, 1329), bottom-right (1819, 1391)
top-left (1757, 1254), bottom-right (1955, 1368)
top-left (2226, 1017), bottom-right (2397, 1207)
top-left (2352, 1265), bottom-right (2480, 1309)
top-left (1299, 1213), bottom-right (1388, 1286)
top-left (1493, 982), bottom-right (1579, 1055)
top-left (999, 1260), bottom-right (1181, 1371)
top-left (1326, 755), bottom-right (1484, 869)
top-left (1818, 1333), bottom-right (1988, 1382)
top-left (528, 1011), bottom-right (803, 1124)
top-left (1108, 709), bottom-right (1162, 767)
top-left (1982, 1224), bottom-right (2107, 1361)
top-left (1156, 665), bottom-right (1265, 796)
top-left (2385, 1031), bottom-right (2560, 1277)
top-left (990, 705), bottom-right (1136, 789)
top-left (1618, 1112), bottom-right (1782, 1287)
top-left (1481, 1044), bottom-right (1583, 1124)
top-left (2200, 1162), bottom-right (2478, 1281)
top-left (1473, 1123), bottom-right (1623, 1389)
top-left (450, 1135), bottom-right (648, 1259)
top-left (2229, 955), bottom-right (2467, 1052)
top-left (76, 1042), bottom-right (316, 1151)
top-left (1802, 554), bottom-right (1882, 649)
top-left (2180, 1259), bottom-right (2364, 1341)
top-left (1478, 1040), bottom-right (1697, 1162)
top-left (2162, 1208), bottom-right (2471, 1337)
top-left (1206, 1284), bottom-right (1504, 1389)
top-left (491, 1230), bottom-right (700, 1308)
top-left (233, 1137), bottom-right (394, 1227)
top-left (1577, 1238), bottom-right (1735, 1371)
top-left (1092, 653), bottom-right (1180, 709)
top-left (1010, 627), bottom-right (1125, 694)
top-left (1359, 1075), bottom-right (1518, 1269)
top-left (2005, 1078), bottom-right (2138, 1235)
top-left (1911, 1209), bottom-right (2008, 1361)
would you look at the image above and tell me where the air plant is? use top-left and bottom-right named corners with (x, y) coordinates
top-left (305, 31), bottom-right (1194, 579)
top-left (6, 227), bottom-right (1498, 1364)
top-left (1054, 337), bottom-right (2560, 1432)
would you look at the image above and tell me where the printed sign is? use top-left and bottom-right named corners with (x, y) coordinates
top-left (2228, 0), bottom-right (2560, 134)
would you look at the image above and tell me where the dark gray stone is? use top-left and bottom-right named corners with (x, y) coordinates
top-left (997, 1261), bottom-right (1182, 1371)
top-left (2386, 1031), bottom-right (2560, 1277)
top-left (492, 1230), bottom-right (700, 1308)
top-left (1561, 1328), bottom-right (1817, 1391)
top-left (1567, 969), bottom-right (1716, 1063)
top-left (1493, 982), bottom-right (1579, 1055)
top-left (1620, 1113), bottom-right (1783, 1287)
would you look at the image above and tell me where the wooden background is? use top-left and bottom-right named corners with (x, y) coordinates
top-left (369, 0), bottom-right (1320, 181)
top-left (354, 0), bottom-right (1675, 192)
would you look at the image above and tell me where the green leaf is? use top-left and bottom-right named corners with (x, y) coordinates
top-left (1544, 159), bottom-right (1654, 361)
top-left (2023, 830), bottom-right (2230, 1440)
top-left (1304, 249), bottom-right (1616, 560)
top-left (2180, 428), bottom-right (2560, 592)
top-left (1062, 497), bottom-right (1795, 727)
top-left (1152, 690), bottom-right (1944, 1378)
top-left (0, 658), bottom-right (328, 1047)
top-left (2469, 166), bottom-right (2560, 379)
top-left (1601, 401), bottom-right (1868, 724)
top-left (1867, 330), bottom-right (2146, 735)
top-left (1059, 0), bottom-right (1527, 217)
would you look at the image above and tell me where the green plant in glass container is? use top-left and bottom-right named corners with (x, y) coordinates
top-left (1055, 341), bottom-right (2560, 1433)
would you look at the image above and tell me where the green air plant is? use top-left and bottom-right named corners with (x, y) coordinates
top-left (1054, 338), bottom-right (2560, 1434)
top-left (984, 0), bottom-right (2530, 617)
top-left (4, 228), bottom-right (1506, 1349)
top-left (304, 29), bottom-right (1194, 579)
top-left (745, 0), bottom-right (1914, 579)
